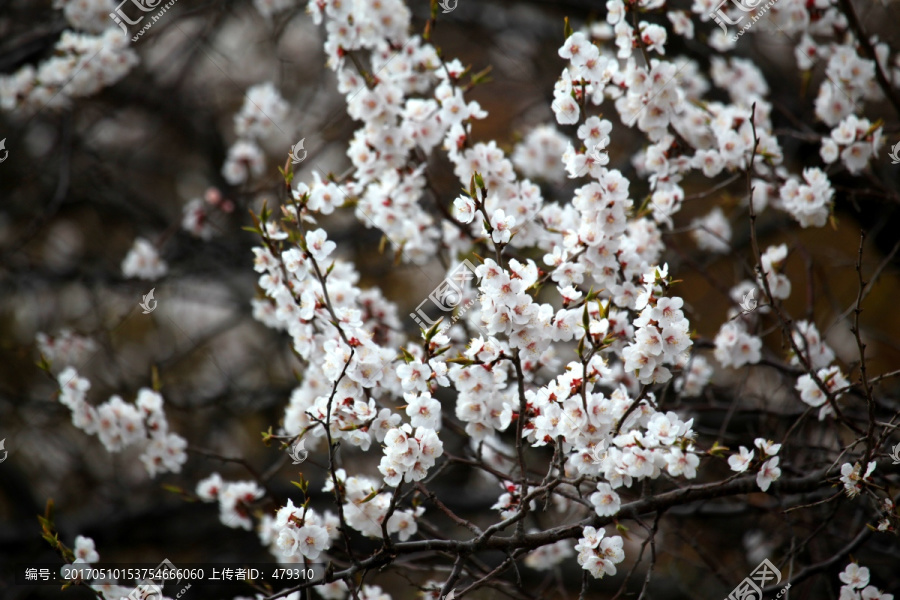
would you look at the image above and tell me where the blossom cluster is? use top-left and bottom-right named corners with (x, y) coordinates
top-left (727, 438), bottom-right (782, 492)
top-left (66, 534), bottom-right (180, 600)
top-left (523, 535), bottom-right (575, 571)
top-left (237, 25), bottom-right (468, 554)
top-left (786, 320), bottom-right (848, 419)
top-left (673, 355), bottom-right (714, 397)
top-left (838, 461), bottom-right (876, 498)
top-left (795, 365), bottom-right (849, 409)
top-left (791, 320), bottom-right (836, 370)
top-left (36, 330), bottom-right (98, 370)
top-left (813, 47), bottom-right (883, 127)
top-left (122, 237), bottom-right (169, 280)
top-left (838, 563), bottom-right (893, 600)
top-left (379, 423), bottom-right (443, 486)
top-left (622, 268), bottom-right (693, 384)
top-left (575, 525), bottom-right (626, 579)
top-left (56, 368), bottom-right (187, 477)
top-left (268, 499), bottom-right (338, 561)
top-left (491, 481), bottom-right (537, 520)
top-left (0, 28), bottom-right (137, 115)
top-left (322, 469), bottom-right (423, 541)
top-left (300, 0), bottom-right (497, 263)
top-left (778, 167), bottom-right (835, 228)
top-left (2, 0), bottom-right (299, 117)
top-left (33, 0), bottom-right (892, 592)
top-left (222, 83), bottom-right (292, 185)
top-left (53, 0), bottom-right (115, 33)
top-left (714, 321), bottom-right (762, 368)
top-left (690, 207), bottom-right (732, 253)
top-left (760, 244), bottom-right (791, 300)
top-left (509, 351), bottom-right (702, 506)
top-left (242, 1), bottom-right (778, 583)
top-left (196, 473), bottom-right (266, 531)
top-left (9, 0), bottom-right (900, 597)
top-left (182, 188), bottom-right (233, 240)
top-left (511, 125), bottom-right (569, 183)
top-left (820, 114), bottom-right (884, 175)
top-left (73, 535), bottom-right (99, 564)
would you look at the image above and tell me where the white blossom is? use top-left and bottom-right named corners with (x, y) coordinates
top-left (122, 238), bottom-right (168, 281)
top-left (73, 536), bottom-right (99, 564)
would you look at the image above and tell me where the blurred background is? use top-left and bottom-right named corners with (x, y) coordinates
top-left (1, 0), bottom-right (900, 598)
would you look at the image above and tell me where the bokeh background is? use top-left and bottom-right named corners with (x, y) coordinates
top-left (2, 0), bottom-right (900, 598)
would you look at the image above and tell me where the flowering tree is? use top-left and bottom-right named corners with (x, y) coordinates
top-left (2, 0), bottom-right (900, 599)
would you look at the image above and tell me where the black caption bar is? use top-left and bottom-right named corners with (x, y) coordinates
top-left (16, 563), bottom-right (326, 586)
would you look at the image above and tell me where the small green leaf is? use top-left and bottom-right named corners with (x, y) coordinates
top-left (400, 347), bottom-right (416, 363)
top-left (151, 365), bottom-right (161, 392)
top-left (446, 356), bottom-right (476, 366)
top-left (432, 345), bottom-right (451, 358)
top-left (261, 427), bottom-right (274, 446)
top-left (360, 489), bottom-right (380, 503)
top-left (36, 354), bottom-right (52, 373)
top-left (708, 440), bottom-right (730, 458)
top-left (291, 478), bottom-right (309, 495)
top-left (468, 66), bottom-right (493, 87)
top-left (424, 318), bottom-right (445, 341)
